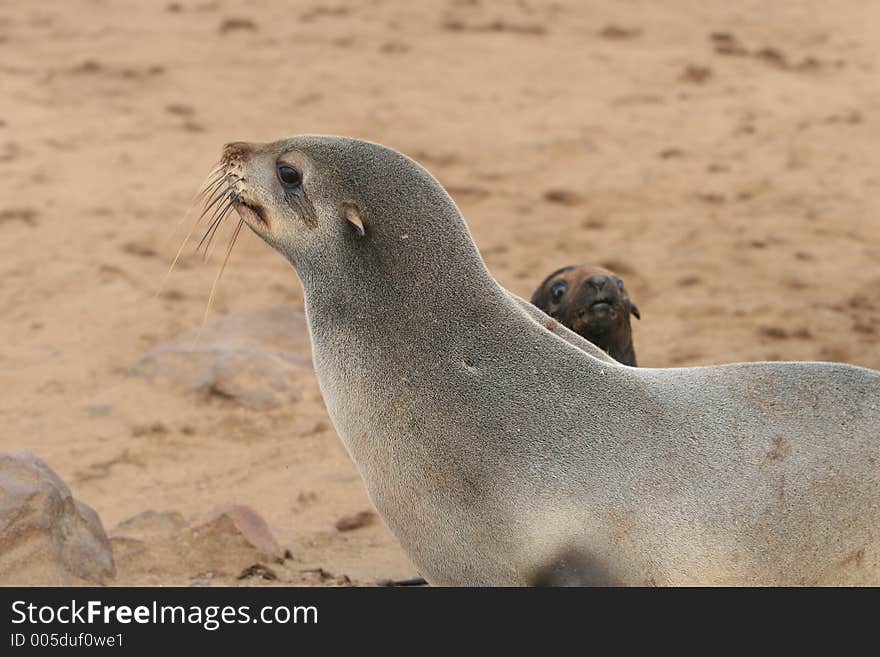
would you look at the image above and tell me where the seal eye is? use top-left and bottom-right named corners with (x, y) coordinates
top-left (550, 280), bottom-right (567, 302)
top-left (615, 278), bottom-right (624, 291)
top-left (277, 164), bottom-right (302, 189)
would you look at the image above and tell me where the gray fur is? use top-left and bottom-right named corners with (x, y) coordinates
top-left (223, 135), bottom-right (880, 585)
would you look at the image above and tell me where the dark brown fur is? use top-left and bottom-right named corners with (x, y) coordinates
top-left (531, 264), bottom-right (640, 366)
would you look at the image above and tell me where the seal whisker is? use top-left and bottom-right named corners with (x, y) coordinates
top-left (197, 208), bottom-right (227, 255)
top-left (155, 215), bottom-right (201, 298)
top-left (197, 176), bottom-right (243, 225)
top-left (205, 191), bottom-right (233, 227)
top-left (221, 175), bottom-right (245, 192)
top-left (192, 162), bottom-right (222, 196)
top-left (196, 168), bottom-right (228, 198)
top-left (197, 176), bottom-right (245, 257)
top-left (155, 164), bottom-right (225, 298)
top-left (200, 164), bottom-right (224, 184)
top-left (197, 192), bottom-right (234, 247)
top-left (196, 176), bottom-right (228, 203)
top-left (199, 172), bottom-right (241, 203)
top-left (199, 187), bottom-right (231, 220)
top-left (200, 174), bottom-right (241, 210)
top-left (200, 217), bottom-right (244, 332)
top-left (198, 199), bottom-right (234, 258)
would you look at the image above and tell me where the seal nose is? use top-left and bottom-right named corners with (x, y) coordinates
top-left (587, 274), bottom-right (610, 291)
top-left (222, 141), bottom-right (252, 161)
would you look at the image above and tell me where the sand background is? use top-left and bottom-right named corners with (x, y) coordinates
top-left (1, 0), bottom-right (878, 585)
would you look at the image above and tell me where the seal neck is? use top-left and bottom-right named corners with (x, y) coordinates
top-left (299, 232), bottom-right (501, 345)
top-left (296, 201), bottom-right (502, 348)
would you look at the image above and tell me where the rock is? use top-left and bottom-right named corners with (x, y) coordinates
top-left (0, 451), bottom-right (115, 585)
top-left (132, 306), bottom-right (312, 408)
top-left (116, 509), bottom-right (187, 534)
top-left (111, 504), bottom-right (286, 584)
top-left (110, 511), bottom-right (189, 585)
top-left (192, 504), bottom-right (285, 562)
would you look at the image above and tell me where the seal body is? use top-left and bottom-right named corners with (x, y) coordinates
top-left (531, 264), bottom-right (640, 366)
top-left (216, 135), bottom-right (880, 585)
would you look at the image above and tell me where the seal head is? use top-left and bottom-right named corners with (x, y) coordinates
top-left (531, 264), bottom-right (640, 366)
top-left (219, 137), bottom-right (487, 294)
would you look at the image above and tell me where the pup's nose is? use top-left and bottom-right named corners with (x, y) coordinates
top-left (587, 274), bottom-right (609, 290)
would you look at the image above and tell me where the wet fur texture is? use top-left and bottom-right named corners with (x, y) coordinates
top-left (224, 135), bottom-right (880, 586)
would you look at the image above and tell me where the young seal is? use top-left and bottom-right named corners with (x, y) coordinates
top-left (531, 264), bottom-right (640, 366)
top-left (208, 135), bottom-right (880, 585)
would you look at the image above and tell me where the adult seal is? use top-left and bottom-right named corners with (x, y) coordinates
top-left (209, 135), bottom-right (880, 585)
top-left (531, 264), bottom-right (640, 366)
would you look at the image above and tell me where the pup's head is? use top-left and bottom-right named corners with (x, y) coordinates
top-left (530, 264), bottom-right (640, 366)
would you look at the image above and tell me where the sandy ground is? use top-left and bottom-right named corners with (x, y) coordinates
top-left (1, 0), bottom-right (878, 586)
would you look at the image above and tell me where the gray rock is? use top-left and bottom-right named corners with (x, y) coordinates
top-left (132, 306), bottom-right (312, 408)
top-left (111, 504), bottom-right (287, 583)
top-left (0, 451), bottom-right (115, 585)
top-left (192, 504), bottom-right (285, 562)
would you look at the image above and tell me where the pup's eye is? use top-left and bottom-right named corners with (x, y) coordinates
top-left (615, 279), bottom-right (624, 290)
top-left (277, 164), bottom-right (302, 188)
top-left (550, 280), bottom-right (567, 302)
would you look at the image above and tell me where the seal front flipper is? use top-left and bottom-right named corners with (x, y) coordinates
top-left (378, 576), bottom-right (428, 587)
top-left (527, 548), bottom-right (617, 587)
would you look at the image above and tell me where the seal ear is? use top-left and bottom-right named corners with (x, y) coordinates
top-left (343, 203), bottom-right (365, 238)
top-left (630, 302), bottom-right (641, 320)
